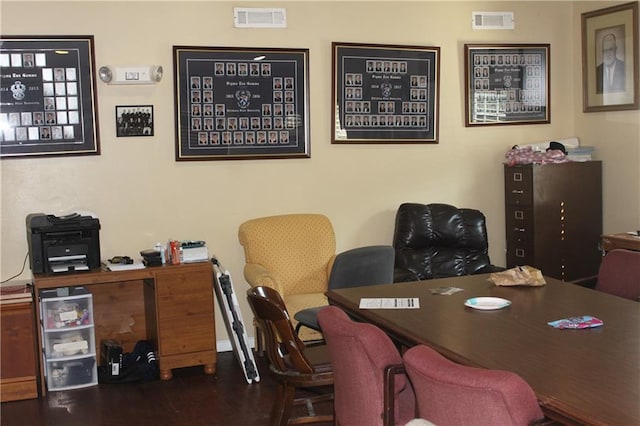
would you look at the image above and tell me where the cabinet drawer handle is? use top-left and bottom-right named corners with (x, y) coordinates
top-left (515, 249), bottom-right (525, 258)
top-left (511, 189), bottom-right (524, 194)
top-left (514, 227), bottom-right (526, 232)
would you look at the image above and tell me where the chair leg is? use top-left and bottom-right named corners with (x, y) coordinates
top-left (292, 394), bottom-right (334, 423)
top-left (254, 322), bottom-right (264, 356)
top-left (270, 382), bottom-right (296, 426)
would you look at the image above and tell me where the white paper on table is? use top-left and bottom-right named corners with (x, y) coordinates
top-left (359, 297), bottom-right (420, 309)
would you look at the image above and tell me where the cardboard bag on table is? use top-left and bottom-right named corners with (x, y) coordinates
top-left (489, 266), bottom-right (546, 287)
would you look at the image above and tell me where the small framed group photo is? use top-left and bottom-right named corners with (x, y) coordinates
top-left (116, 105), bottom-right (154, 137)
top-left (581, 1), bottom-right (639, 112)
top-left (0, 35), bottom-right (100, 158)
top-left (464, 44), bottom-right (550, 127)
top-left (173, 46), bottom-right (310, 161)
top-left (331, 42), bottom-right (440, 144)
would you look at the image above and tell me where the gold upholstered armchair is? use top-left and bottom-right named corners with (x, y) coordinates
top-left (238, 213), bottom-right (336, 342)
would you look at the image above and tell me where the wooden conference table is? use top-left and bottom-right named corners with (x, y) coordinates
top-left (326, 274), bottom-right (639, 426)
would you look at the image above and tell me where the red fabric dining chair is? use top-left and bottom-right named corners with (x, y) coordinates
top-left (595, 249), bottom-right (640, 301)
top-left (317, 305), bottom-right (416, 426)
top-left (403, 345), bottom-right (545, 426)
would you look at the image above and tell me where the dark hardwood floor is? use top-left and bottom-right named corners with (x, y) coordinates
top-left (1, 350), bottom-right (333, 426)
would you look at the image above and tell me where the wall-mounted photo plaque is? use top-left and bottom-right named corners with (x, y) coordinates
top-left (464, 44), bottom-right (550, 127)
top-left (331, 42), bottom-right (440, 144)
top-left (173, 46), bottom-right (310, 161)
top-left (0, 35), bottom-right (100, 158)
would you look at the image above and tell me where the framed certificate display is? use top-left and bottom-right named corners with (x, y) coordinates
top-left (464, 44), bottom-right (550, 127)
top-left (331, 42), bottom-right (440, 144)
top-left (173, 46), bottom-right (310, 161)
top-left (0, 36), bottom-right (100, 158)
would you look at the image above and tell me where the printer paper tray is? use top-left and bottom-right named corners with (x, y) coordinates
top-left (50, 262), bottom-right (89, 273)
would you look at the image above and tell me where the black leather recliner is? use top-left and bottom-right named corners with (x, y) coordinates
top-left (392, 203), bottom-right (503, 282)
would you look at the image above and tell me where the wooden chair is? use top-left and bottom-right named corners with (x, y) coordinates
top-left (246, 286), bottom-right (334, 425)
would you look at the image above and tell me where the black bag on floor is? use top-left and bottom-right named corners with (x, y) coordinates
top-left (98, 340), bottom-right (159, 384)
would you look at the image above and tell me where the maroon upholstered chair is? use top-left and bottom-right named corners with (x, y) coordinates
top-left (317, 306), bottom-right (416, 426)
top-left (595, 249), bottom-right (640, 301)
top-left (403, 345), bottom-right (545, 426)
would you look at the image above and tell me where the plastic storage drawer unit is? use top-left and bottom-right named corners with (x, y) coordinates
top-left (40, 287), bottom-right (97, 391)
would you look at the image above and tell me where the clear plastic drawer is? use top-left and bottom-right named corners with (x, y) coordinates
top-left (46, 357), bottom-right (97, 391)
top-left (44, 327), bottom-right (95, 359)
top-left (41, 291), bottom-right (94, 331)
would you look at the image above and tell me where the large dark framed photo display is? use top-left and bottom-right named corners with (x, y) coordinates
top-left (465, 44), bottom-right (550, 127)
top-left (173, 46), bottom-right (310, 161)
top-left (0, 35), bottom-right (100, 158)
top-left (331, 42), bottom-right (440, 144)
top-left (582, 1), bottom-right (639, 112)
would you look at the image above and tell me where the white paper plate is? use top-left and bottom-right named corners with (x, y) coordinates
top-left (464, 297), bottom-right (511, 310)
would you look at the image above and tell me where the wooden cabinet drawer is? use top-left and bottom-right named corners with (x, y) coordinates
top-left (1, 297), bottom-right (39, 401)
top-left (155, 268), bottom-right (215, 356)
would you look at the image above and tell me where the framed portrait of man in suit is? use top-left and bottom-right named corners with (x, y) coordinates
top-left (582, 2), bottom-right (639, 112)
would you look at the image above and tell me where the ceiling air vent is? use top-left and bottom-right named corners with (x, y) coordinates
top-left (472, 12), bottom-right (514, 30)
top-left (234, 8), bottom-right (287, 28)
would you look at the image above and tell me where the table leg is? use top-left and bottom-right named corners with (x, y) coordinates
top-left (203, 363), bottom-right (216, 375)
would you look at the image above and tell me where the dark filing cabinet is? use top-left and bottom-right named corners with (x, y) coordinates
top-left (504, 161), bottom-right (602, 282)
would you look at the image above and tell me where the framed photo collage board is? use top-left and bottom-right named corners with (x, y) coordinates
top-left (3, 5), bottom-right (636, 160)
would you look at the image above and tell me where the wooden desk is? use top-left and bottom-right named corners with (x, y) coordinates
top-left (33, 262), bottom-right (216, 395)
top-left (327, 274), bottom-right (639, 426)
top-left (601, 232), bottom-right (640, 252)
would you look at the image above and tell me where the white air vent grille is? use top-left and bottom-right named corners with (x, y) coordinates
top-left (234, 8), bottom-right (287, 28)
top-left (472, 12), bottom-right (514, 30)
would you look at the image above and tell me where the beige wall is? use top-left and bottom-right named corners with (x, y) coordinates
top-left (572, 1), bottom-right (640, 232)
top-left (1, 1), bottom-right (638, 345)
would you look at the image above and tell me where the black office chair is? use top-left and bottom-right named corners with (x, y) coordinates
top-left (294, 245), bottom-right (395, 334)
top-left (393, 203), bottom-right (503, 282)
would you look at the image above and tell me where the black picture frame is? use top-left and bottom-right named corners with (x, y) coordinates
top-left (581, 1), bottom-right (639, 112)
top-left (116, 105), bottom-right (154, 137)
top-left (464, 44), bottom-right (550, 127)
top-left (173, 46), bottom-right (310, 161)
top-left (0, 35), bottom-right (100, 158)
top-left (331, 42), bottom-right (440, 144)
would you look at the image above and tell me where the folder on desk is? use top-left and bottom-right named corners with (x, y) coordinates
top-left (105, 262), bottom-right (145, 271)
